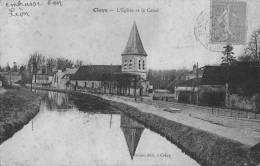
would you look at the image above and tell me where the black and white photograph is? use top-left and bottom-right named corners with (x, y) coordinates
top-left (0, 0), bottom-right (260, 165)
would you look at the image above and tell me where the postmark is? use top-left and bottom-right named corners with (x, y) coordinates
top-left (194, 9), bottom-right (224, 52)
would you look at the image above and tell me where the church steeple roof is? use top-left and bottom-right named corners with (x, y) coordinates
top-left (121, 21), bottom-right (147, 56)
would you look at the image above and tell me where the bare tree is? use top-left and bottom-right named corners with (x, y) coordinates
top-left (56, 58), bottom-right (73, 71)
top-left (27, 52), bottom-right (45, 83)
top-left (46, 57), bottom-right (56, 75)
top-left (245, 29), bottom-right (260, 62)
top-left (74, 60), bottom-right (83, 68)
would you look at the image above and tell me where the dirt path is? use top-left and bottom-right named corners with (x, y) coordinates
top-left (103, 95), bottom-right (260, 146)
top-left (0, 88), bottom-right (6, 94)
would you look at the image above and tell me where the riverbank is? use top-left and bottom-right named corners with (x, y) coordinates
top-left (0, 87), bottom-right (41, 144)
top-left (110, 101), bottom-right (260, 166)
top-left (31, 87), bottom-right (260, 166)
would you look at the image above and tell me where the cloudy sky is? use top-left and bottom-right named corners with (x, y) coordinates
top-left (0, 0), bottom-right (260, 70)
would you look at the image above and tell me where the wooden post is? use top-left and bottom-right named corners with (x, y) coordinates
top-left (134, 76), bottom-right (137, 100)
top-left (128, 81), bottom-right (130, 96)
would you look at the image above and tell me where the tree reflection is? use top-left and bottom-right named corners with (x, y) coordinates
top-left (37, 91), bottom-right (73, 110)
top-left (69, 93), bottom-right (120, 114)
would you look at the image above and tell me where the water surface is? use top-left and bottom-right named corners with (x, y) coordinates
top-left (0, 91), bottom-right (200, 166)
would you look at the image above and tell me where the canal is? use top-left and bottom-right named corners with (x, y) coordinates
top-left (0, 91), bottom-right (200, 166)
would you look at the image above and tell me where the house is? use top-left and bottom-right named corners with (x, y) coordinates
top-left (199, 66), bottom-right (227, 107)
top-left (175, 78), bottom-right (201, 104)
top-left (200, 62), bottom-right (260, 112)
top-left (31, 65), bottom-right (53, 86)
top-left (174, 64), bottom-right (204, 104)
top-left (185, 64), bottom-right (204, 80)
top-left (70, 21), bottom-right (150, 96)
top-left (70, 65), bottom-right (121, 90)
top-left (52, 68), bottom-right (77, 89)
top-left (32, 74), bottom-right (52, 85)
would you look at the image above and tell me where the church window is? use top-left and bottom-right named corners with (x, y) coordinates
top-left (124, 60), bottom-right (128, 69)
top-left (129, 60), bottom-right (132, 69)
top-left (138, 60), bottom-right (141, 70)
top-left (142, 60), bottom-right (145, 70)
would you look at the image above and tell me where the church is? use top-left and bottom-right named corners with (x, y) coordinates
top-left (70, 21), bottom-right (150, 96)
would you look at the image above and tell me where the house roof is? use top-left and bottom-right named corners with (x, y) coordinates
top-left (121, 22), bottom-right (147, 56)
top-left (187, 66), bottom-right (205, 76)
top-left (64, 68), bottom-right (77, 75)
top-left (201, 62), bottom-right (260, 95)
top-left (70, 65), bottom-right (122, 81)
top-left (201, 66), bottom-right (227, 85)
top-left (176, 78), bottom-right (201, 87)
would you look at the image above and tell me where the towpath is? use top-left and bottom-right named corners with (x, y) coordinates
top-left (102, 95), bottom-right (260, 146)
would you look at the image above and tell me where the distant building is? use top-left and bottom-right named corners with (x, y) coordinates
top-left (31, 65), bottom-right (53, 86)
top-left (70, 65), bottom-right (121, 89)
top-left (32, 74), bottom-right (52, 85)
top-left (174, 64), bottom-right (204, 104)
top-left (199, 66), bottom-right (227, 107)
top-left (70, 21), bottom-right (150, 96)
top-left (52, 68), bottom-right (77, 89)
top-left (184, 64), bottom-right (204, 81)
top-left (200, 62), bottom-right (260, 112)
top-left (175, 78), bottom-right (201, 104)
top-left (0, 72), bottom-right (21, 85)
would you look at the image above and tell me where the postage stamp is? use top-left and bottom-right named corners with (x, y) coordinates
top-left (210, 0), bottom-right (247, 44)
top-left (194, 9), bottom-right (224, 52)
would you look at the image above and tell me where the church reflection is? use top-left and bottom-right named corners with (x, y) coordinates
top-left (120, 113), bottom-right (144, 160)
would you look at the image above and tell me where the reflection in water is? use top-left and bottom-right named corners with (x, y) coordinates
top-left (0, 91), bottom-right (200, 166)
top-left (36, 90), bottom-right (73, 110)
top-left (120, 113), bottom-right (144, 160)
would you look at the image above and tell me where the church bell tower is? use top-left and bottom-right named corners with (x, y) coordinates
top-left (121, 21), bottom-right (148, 80)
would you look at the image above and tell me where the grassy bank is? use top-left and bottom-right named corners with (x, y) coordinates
top-left (0, 87), bottom-right (41, 144)
top-left (110, 101), bottom-right (260, 166)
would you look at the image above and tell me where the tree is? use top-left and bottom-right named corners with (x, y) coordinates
top-left (74, 60), bottom-right (83, 68)
top-left (221, 44), bottom-right (236, 65)
top-left (56, 58), bottom-right (73, 71)
top-left (27, 52), bottom-right (45, 83)
top-left (19, 65), bottom-right (26, 73)
top-left (12, 62), bottom-right (18, 72)
top-left (244, 29), bottom-right (260, 62)
top-left (238, 54), bottom-right (254, 62)
top-left (6, 63), bottom-right (10, 72)
top-left (46, 57), bottom-right (56, 75)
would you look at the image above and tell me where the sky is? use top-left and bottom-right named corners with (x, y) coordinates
top-left (0, 0), bottom-right (260, 70)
